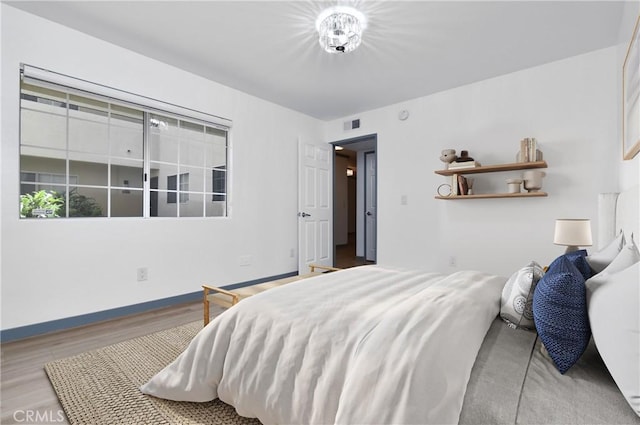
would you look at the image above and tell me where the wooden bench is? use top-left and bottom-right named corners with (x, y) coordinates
top-left (202, 264), bottom-right (341, 325)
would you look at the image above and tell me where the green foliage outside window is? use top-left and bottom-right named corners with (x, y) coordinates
top-left (67, 191), bottom-right (103, 217)
top-left (20, 190), bottom-right (63, 218)
top-left (20, 189), bottom-right (103, 218)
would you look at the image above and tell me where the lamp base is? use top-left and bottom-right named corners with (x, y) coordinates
top-left (564, 245), bottom-right (580, 253)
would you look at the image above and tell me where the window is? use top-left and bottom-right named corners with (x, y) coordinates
top-left (167, 173), bottom-right (189, 204)
top-left (19, 66), bottom-right (230, 218)
top-left (212, 166), bottom-right (226, 202)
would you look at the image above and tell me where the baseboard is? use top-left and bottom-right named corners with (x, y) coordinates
top-left (0, 271), bottom-right (297, 342)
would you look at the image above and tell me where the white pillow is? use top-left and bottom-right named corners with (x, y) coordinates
top-left (586, 235), bottom-right (640, 297)
top-left (500, 261), bottom-right (544, 330)
top-left (587, 230), bottom-right (625, 274)
top-left (587, 262), bottom-right (640, 417)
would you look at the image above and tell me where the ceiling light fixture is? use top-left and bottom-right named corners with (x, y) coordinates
top-left (316, 6), bottom-right (366, 54)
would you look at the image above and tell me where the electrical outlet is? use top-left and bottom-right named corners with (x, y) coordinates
top-left (137, 267), bottom-right (148, 281)
top-left (448, 256), bottom-right (457, 267)
top-left (290, 248), bottom-right (295, 258)
top-left (238, 255), bottom-right (252, 266)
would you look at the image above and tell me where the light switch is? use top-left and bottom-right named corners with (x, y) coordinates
top-left (401, 195), bottom-right (408, 205)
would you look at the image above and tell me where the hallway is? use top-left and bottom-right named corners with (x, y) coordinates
top-left (335, 232), bottom-right (375, 269)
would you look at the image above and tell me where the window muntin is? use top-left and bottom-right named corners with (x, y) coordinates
top-left (19, 77), bottom-right (228, 218)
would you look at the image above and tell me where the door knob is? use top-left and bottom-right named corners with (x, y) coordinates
top-left (366, 211), bottom-right (372, 216)
top-left (298, 212), bottom-right (311, 218)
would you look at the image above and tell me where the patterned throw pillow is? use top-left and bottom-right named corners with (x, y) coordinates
top-left (500, 261), bottom-right (545, 330)
top-left (533, 256), bottom-right (590, 374)
top-left (547, 249), bottom-right (592, 280)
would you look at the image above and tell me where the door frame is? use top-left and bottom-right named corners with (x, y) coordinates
top-left (364, 150), bottom-right (377, 262)
top-left (330, 133), bottom-right (377, 266)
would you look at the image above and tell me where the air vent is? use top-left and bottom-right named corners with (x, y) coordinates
top-left (343, 118), bottom-right (361, 131)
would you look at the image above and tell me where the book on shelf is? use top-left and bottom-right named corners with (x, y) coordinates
top-left (448, 161), bottom-right (480, 169)
top-left (451, 174), bottom-right (459, 195)
top-left (457, 175), bottom-right (469, 195)
top-left (518, 138), bottom-right (541, 162)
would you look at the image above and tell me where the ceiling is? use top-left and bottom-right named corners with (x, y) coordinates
top-left (6, 1), bottom-right (625, 121)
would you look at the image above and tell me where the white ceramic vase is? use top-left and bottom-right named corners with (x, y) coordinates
top-left (506, 178), bottom-right (522, 194)
top-left (522, 170), bottom-right (545, 192)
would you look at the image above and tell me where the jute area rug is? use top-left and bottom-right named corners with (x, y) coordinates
top-left (45, 321), bottom-right (261, 425)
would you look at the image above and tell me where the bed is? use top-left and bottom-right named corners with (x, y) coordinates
top-left (141, 186), bottom-right (639, 424)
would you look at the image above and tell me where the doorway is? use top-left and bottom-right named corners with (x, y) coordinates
top-left (332, 134), bottom-right (377, 269)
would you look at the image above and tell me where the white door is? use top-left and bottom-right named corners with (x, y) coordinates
top-left (365, 151), bottom-right (377, 262)
top-left (298, 137), bottom-right (333, 273)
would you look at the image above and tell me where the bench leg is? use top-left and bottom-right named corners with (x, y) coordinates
top-left (203, 288), bottom-right (210, 326)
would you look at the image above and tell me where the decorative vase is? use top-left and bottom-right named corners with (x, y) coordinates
top-left (466, 177), bottom-right (475, 195)
top-left (506, 178), bottom-right (522, 194)
top-left (522, 170), bottom-right (545, 192)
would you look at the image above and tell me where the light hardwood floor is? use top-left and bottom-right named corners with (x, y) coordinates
top-left (0, 300), bottom-right (208, 425)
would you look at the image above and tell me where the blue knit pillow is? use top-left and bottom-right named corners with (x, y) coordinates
top-left (533, 256), bottom-right (591, 374)
top-left (547, 250), bottom-right (592, 280)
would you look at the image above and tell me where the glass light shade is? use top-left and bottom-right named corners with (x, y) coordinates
top-left (316, 6), bottom-right (366, 54)
top-left (554, 219), bottom-right (593, 252)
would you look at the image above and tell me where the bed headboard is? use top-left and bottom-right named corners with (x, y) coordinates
top-left (598, 185), bottom-right (639, 249)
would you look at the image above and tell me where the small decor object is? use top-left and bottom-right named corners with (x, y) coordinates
top-left (522, 170), bottom-right (545, 192)
top-left (517, 138), bottom-right (543, 162)
top-left (455, 150), bottom-right (474, 162)
top-left (506, 178), bottom-right (522, 194)
top-left (398, 109), bottom-right (410, 121)
top-left (437, 183), bottom-right (452, 197)
top-left (448, 150), bottom-right (480, 170)
top-left (554, 219), bottom-right (593, 254)
top-left (466, 178), bottom-right (474, 195)
top-left (439, 149), bottom-right (457, 165)
top-left (623, 15), bottom-right (640, 160)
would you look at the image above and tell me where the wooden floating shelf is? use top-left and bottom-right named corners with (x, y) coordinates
top-left (435, 161), bottom-right (547, 176)
top-left (435, 192), bottom-right (548, 200)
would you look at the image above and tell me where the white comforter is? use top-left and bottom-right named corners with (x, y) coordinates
top-left (141, 265), bottom-right (505, 424)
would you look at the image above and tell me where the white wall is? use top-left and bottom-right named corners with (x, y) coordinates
top-left (327, 48), bottom-right (620, 276)
top-left (0, 5), bottom-right (324, 330)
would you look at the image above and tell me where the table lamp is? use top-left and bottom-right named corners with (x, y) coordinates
top-left (553, 219), bottom-right (592, 253)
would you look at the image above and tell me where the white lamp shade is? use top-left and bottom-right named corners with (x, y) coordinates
top-left (554, 219), bottom-right (593, 247)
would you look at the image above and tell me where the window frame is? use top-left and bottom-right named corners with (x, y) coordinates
top-left (19, 64), bottom-right (231, 219)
